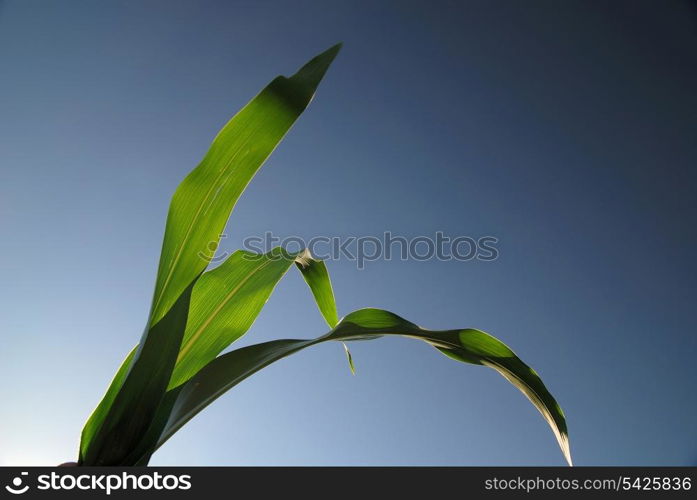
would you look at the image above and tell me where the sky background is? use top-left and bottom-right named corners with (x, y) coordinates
top-left (1, 0), bottom-right (696, 466)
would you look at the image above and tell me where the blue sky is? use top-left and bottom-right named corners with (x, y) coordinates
top-left (0, 0), bottom-right (695, 465)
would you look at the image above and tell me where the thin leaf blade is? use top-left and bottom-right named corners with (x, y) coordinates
top-left (295, 250), bottom-right (339, 328)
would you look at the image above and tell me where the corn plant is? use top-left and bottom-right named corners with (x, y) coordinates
top-left (77, 44), bottom-right (571, 466)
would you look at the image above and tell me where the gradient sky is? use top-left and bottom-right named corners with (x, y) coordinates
top-left (1, 0), bottom-right (695, 466)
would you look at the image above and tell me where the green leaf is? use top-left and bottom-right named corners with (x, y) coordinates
top-left (84, 247), bottom-right (340, 464)
top-left (78, 44), bottom-right (341, 464)
top-left (168, 248), bottom-right (300, 389)
top-left (295, 250), bottom-right (339, 328)
top-left (342, 342), bottom-right (356, 375)
top-left (152, 308), bottom-right (572, 465)
top-left (149, 43), bottom-right (342, 326)
top-left (295, 251), bottom-right (355, 374)
top-left (78, 346), bottom-right (136, 462)
top-left (170, 248), bottom-right (343, 389)
top-left (123, 389), bottom-right (183, 467)
top-left (81, 280), bottom-right (195, 465)
top-left (169, 247), bottom-right (342, 389)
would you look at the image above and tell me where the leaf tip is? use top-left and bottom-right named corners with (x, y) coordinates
top-left (561, 434), bottom-right (573, 466)
top-left (343, 342), bottom-right (356, 375)
top-left (289, 43), bottom-right (342, 91)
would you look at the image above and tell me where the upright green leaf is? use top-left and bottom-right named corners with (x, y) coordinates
top-left (82, 280), bottom-right (195, 465)
top-left (152, 309), bottom-right (571, 466)
top-left (79, 45), bottom-right (341, 464)
top-left (79, 346), bottom-right (136, 461)
top-left (149, 44), bottom-right (342, 326)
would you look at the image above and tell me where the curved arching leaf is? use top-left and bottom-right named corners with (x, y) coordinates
top-left (152, 308), bottom-right (572, 465)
